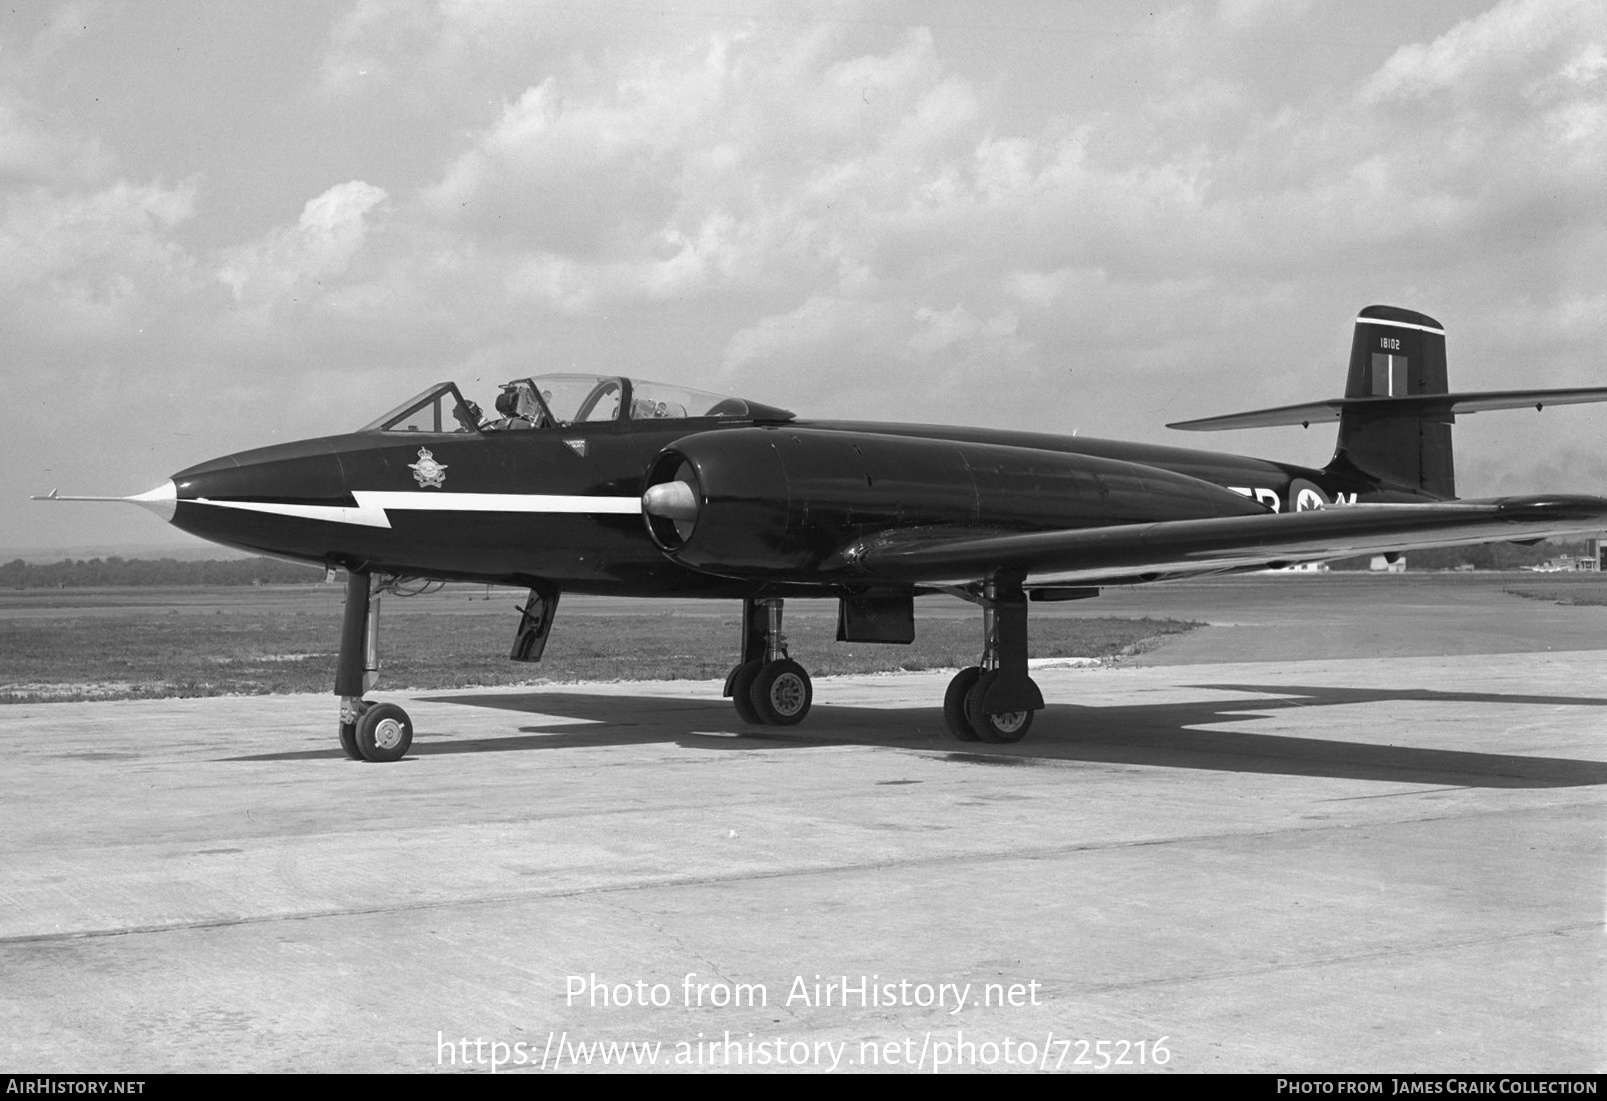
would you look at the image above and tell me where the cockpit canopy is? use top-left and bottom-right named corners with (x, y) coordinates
top-left (361, 373), bottom-right (794, 435)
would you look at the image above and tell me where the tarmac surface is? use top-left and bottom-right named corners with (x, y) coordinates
top-left (1, 576), bottom-right (1604, 1073)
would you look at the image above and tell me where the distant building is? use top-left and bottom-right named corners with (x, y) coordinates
top-left (1525, 545), bottom-right (1601, 572)
top-left (1369, 555), bottom-right (1406, 573)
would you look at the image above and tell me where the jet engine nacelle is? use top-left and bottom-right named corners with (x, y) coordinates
top-left (642, 427), bottom-right (1267, 578)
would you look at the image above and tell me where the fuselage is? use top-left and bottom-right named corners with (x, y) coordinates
top-left (167, 409), bottom-right (1387, 597)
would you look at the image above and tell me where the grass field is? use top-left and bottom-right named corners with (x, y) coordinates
top-left (0, 586), bottom-right (1199, 703)
top-left (1505, 575), bottom-right (1607, 606)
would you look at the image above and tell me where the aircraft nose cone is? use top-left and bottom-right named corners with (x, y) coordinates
top-left (129, 480), bottom-right (178, 522)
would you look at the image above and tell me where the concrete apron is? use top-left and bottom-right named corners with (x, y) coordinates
top-left (0, 650), bottom-right (1602, 1072)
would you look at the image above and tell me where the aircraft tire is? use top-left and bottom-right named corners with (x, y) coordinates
top-left (943, 667), bottom-right (983, 741)
top-left (730, 660), bottom-right (764, 724)
top-left (965, 672), bottom-right (1034, 744)
top-left (338, 720), bottom-right (365, 761)
top-left (355, 702), bottom-right (414, 762)
top-left (751, 660), bottom-right (812, 726)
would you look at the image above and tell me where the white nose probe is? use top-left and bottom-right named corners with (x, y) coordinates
top-left (30, 481), bottom-right (178, 523)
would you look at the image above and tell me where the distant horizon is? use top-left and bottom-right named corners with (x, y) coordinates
top-left (0, 540), bottom-right (255, 564)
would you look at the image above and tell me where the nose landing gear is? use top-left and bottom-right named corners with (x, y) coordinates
top-left (334, 570), bottom-right (414, 762)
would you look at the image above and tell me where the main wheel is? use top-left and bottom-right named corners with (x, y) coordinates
top-left (750, 660), bottom-right (812, 726)
top-left (730, 660), bottom-right (764, 724)
top-left (943, 666), bottom-right (982, 741)
top-left (964, 671), bottom-right (1034, 744)
top-left (355, 702), bottom-right (414, 762)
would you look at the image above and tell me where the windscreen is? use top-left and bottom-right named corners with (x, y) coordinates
top-left (361, 384), bottom-right (480, 433)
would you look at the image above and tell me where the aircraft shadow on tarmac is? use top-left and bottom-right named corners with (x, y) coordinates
top-left (226, 684), bottom-right (1607, 788)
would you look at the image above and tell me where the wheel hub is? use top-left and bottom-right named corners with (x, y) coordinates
top-left (991, 711), bottom-right (1028, 734)
top-left (770, 674), bottom-right (805, 716)
top-left (373, 718), bottom-right (405, 750)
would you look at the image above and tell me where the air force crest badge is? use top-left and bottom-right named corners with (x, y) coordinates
top-left (409, 447), bottom-right (448, 489)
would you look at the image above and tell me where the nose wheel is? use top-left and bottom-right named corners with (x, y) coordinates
top-left (354, 702), bottom-right (414, 762)
top-left (339, 699), bottom-right (415, 762)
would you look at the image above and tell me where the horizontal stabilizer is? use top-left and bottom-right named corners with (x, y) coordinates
top-left (829, 495), bottom-right (1607, 587)
top-left (1167, 387), bottom-right (1607, 432)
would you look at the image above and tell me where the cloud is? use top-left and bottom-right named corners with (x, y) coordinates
top-left (1354, 0), bottom-right (1606, 225)
top-left (1361, 0), bottom-right (1599, 105)
top-left (0, 178), bottom-right (198, 336)
top-left (310, 0), bottom-right (1595, 436)
top-left (31, 0), bottom-right (102, 61)
top-left (15, 3), bottom-right (1607, 459)
top-left (0, 5), bottom-right (116, 188)
top-left (318, 0), bottom-right (441, 94)
top-left (0, 97), bottom-right (113, 185)
top-left (217, 180), bottom-right (390, 311)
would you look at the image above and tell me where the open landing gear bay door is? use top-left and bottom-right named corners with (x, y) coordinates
top-left (826, 495), bottom-right (1607, 587)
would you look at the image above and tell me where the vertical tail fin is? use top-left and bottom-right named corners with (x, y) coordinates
top-left (1329, 305), bottom-right (1454, 498)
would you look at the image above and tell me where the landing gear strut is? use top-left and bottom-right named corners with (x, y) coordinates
top-left (334, 570), bottom-right (414, 762)
top-left (724, 596), bottom-right (813, 725)
top-left (943, 575), bottom-right (1043, 744)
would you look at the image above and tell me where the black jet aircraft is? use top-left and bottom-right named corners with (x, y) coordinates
top-left (37, 305), bottom-right (1607, 761)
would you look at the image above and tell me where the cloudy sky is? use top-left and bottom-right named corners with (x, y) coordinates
top-left (4, 0), bottom-right (1604, 554)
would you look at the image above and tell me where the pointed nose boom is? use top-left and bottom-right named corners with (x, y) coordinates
top-left (30, 481), bottom-right (178, 523)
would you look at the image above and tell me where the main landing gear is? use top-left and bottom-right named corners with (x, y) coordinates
top-left (724, 597), bottom-right (813, 726)
top-left (942, 576), bottom-right (1043, 744)
top-left (335, 570), bottom-right (414, 762)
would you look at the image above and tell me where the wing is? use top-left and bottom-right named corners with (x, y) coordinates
top-left (828, 495), bottom-right (1607, 587)
top-left (1167, 388), bottom-right (1607, 432)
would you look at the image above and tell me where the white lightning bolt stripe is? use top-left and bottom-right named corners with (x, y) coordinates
top-left (357, 491), bottom-right (643, 515)
top-left (191, 491), bottom-right (643, 529)
top-left (192, 499), bottom-right (392, 527)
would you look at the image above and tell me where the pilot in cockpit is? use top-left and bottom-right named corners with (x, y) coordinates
top-left (453, 399), bottom-right (483, 433)
top-left (485, 382), bottom-right (550, 430)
